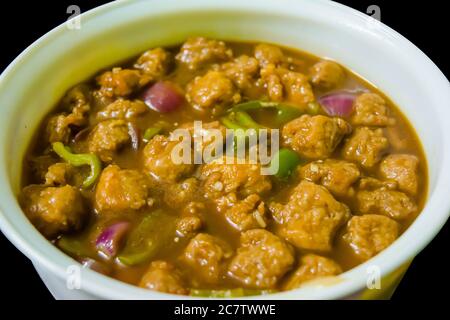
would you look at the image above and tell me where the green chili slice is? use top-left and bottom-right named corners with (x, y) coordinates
top-left (221, 111), bottom-right (262, 154)
top-left (221, 113), bottom-right (258, 152)
top-left (116, 251), bottom-right (155, 266)
top-left (230, 100), bottom-right (304, 125)
top-left (234, 111), bottom-right (266, 130)
top-left (231, 100), bottom-right (280, 112)
top-left (143, 127), bottom-right (162, 142)
top-left (220, 116), bottom-right (245, 130)
top-left (57, 236), bottom-right (94, 258)
top-left (117, 210), bottom-right (176, 266)
top-left (221, 110), bottom-right (265, 132)
top-left (52, 142), bottom-right (102, 188)
top-left (274, 105), bottom-right (303, 125)
top-left (268, 148), bottom-right (303, 179)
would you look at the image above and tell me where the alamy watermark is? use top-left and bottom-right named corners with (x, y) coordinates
top-left (66, 5), bottom-right (81, 30)
top-left (366, 265), bottom-right (382, 290)
top-left (169, 121), bottom-right (280, 175)
top-left (66, 265), bottom-right (81, 290)
top-left (365, 4), bottom-right (382, 30)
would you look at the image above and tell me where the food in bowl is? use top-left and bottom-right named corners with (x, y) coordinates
top-left (18, 37), bottom-right (427, 297)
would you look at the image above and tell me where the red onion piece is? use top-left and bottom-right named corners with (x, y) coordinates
top-left (142, 81), bottom-right (184, 113)
top-left (96, 222), bottom-right (130, 259)
top-left (318, 92), bottom-right (356, 117)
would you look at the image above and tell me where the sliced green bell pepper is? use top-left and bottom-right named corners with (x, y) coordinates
top-left (117, 210), bottom-right (175, 266)
top-left (268, 148), bottom-right (303, 179)
top-left (143, 127), bottom-right (162, 142)
top-left (230, 100), bottom-right (305, 126)
top-left (57, 236), bottom-right (94, 258)
top-left (52, 142), bottom-right (102, 188)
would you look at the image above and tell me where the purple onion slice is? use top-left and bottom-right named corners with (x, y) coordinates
top-left (142, 81), bottom-right (184, 113)
top-left (95, 221), bottom-right (131, 259)
top-left (318, 92), bottom-right (356, 117)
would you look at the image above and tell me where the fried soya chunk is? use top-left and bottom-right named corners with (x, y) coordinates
top-left (175, 202), bottom-right (206, 237)
top-left (143, 134), bottom-right (195, 184)
top-left (44, 163), bottom-right (73, 186)
top-left (260, 66), bottom-right (315, 106)
top-left (176, 214), bottom-right (203, 238)
top-left (46, 85), bottom-right (91, 143)
top-left (278, 207), bottom-right (349, 252)
top-left (183, 233), bottom-right (233, 284)
top-left (351, 93), bottom-right (395, 127)
top-left (218, 55), bottom-right (260, 90)
top-left (254, 44), bottom-right (284, 67)
top-left (379, 154), bottom-right (419, 195)
top-left (283, 254), bottom-right (342, 290)
top-left (62, 85), bottom-right (91, 126)
top-left (299, 159), bottom-right (361, 197)
top-left (260, 64), bottom-right (284, 101)
top-left (87, 119), bottom-right (130, 162)
top-left (46, 114), bottom-right (73, 144)
top-left (215, 193), bottom-right (268, 231)
top-left (385, 126), bottom-right (410, 151)
top-left (44, 162), bottom-right (86, 188)
top-left (21, 185), bottom-right (86, 238)
top-left (342, 127), bottom-right (388, 168)
top-left (356, 187), bottom-right (417, 220)
top-left (94, 165), bottom-right (152, 214)
top-left (176, 37), bottom-right (233, 70)
top-left (228, 229), bottom-right (295, 289)
top-left (96, 99), bottom-right (148, 120)
top-left (182, 201), bottom-right (206, 216)
top-left (309, 60), bottom-right (345, 89)
top-left (358, 176), bottom-right (398, 191)
top-left (61, 84), bottom-right (91, 112)
top-left (186, 71), bottom-right (241, 111)
top-left (269, 181), bottom-right (350, 251)
top-left (281, 70), bottom-right (316, 106)
top-left (139, 261), bottom-right (188, 295)
top-left (342, 215), bottom-right (400, 261)
top-left (163, 177), bottom-right (199, 208)
top-left (179, 120), bottom-right (227, 156)
top-left (97, 67), bottom-right (149, 98)
top-left (282, 115), bottom-right (352, 159)
top-left (134, 47), bottom-right (171, 79)
top-left (199, 156), bottom-right (272, 200)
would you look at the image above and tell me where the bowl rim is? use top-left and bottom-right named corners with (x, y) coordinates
top-left (1, 0), bottom-right (450, 300)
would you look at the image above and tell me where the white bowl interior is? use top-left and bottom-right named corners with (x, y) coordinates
top-left (1, 0), bottom-right (449, 299)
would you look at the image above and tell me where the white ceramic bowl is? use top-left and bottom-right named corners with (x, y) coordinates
top-left (0, 0), bottom-right (449, 300)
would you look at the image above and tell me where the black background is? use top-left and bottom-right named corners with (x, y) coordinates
top-left (0, 0), bottom-right (448, 302)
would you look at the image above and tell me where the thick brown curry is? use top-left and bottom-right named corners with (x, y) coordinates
top-left (19, 37), bottom-right (427, 297)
